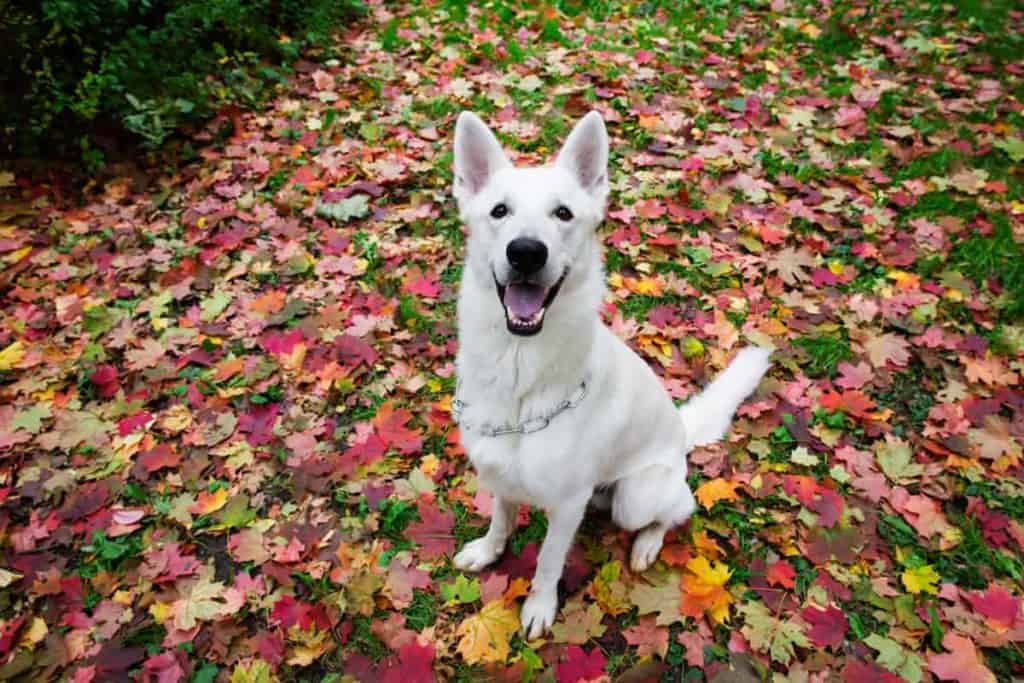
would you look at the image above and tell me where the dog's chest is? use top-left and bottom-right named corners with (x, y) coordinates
top-left (463, 432), bottom-right (570, 507)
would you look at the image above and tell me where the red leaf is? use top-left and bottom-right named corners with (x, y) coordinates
top-left (842, 659), bottom-right (903, 683)
top-left (344, 433), bottom-right (388, 470)
top-left (89, 364), bottom-right (120, 398)
top-left (117, 411), bottom-right (153, 436)
top-left (270, 595), bottom-right (331, 631)
top-left (134, 444), bottom-right (181, 477)
top-left (379, 641), bottom-right (435, 683)
top-left (404, 275), bottom-right (441, 299)
top-left (262, 328), bottom-right (305, 355)
top-left (801, 605), bottom-right (848, 649)
top-left (556, 645), bottom-right (607, 683)
top-left (808, 488), bottom-right (844, 528)
top-left (406, 501), bottom-right (455, 559)
top-left (835, 361), bottom-right (873, 390)
top-left (766, 560), bottom-right (796, 589)
top-left (964, 584), bottom-right (1021, 630)
top-left (238, 402), bottom-right (280, 446)
top-left (374, 402), bottom-right (422, 455)
top-left (334, 334), bottom-right (378, 367)
top-left (253, 630), bottom-right (285, 666)
top-left (928, 633), bottom-right (996, 683)
top-left (819, 390), bottom-right (877, 419)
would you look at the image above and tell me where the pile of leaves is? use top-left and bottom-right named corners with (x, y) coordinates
top-left (1, 0), bottom-right (1023, 680)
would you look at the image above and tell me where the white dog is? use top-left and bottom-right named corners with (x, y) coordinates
top-left (449, 110), bottom-right (772, 638)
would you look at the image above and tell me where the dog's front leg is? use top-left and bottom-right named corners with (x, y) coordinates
top-left (453, 495), bottom-right (517, 572)
top-left (520, 494), bottom-right (588, 639)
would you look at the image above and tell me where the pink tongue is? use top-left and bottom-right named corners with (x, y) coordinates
top-left (504, 283), bottom-right (547, 318)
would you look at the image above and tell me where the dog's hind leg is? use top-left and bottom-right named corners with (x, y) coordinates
top-left (612, 464), bottom-right (696, 572)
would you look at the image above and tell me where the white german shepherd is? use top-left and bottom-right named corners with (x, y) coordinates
top-left (450, 110), bottom-right (772, 638)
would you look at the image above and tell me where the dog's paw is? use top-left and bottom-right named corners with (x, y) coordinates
top-left (630, 526), bottom-right (665, 573)
top-left (520, 591), bottom-right (558, 640)
top-left (453, 537), bottom-right (501, 572)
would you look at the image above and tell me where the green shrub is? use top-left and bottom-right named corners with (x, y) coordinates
top-left (0, 0), bottom-right (363, 162)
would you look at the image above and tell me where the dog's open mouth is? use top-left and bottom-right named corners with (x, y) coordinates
top-left (495, 272), bottom-right (567, 336)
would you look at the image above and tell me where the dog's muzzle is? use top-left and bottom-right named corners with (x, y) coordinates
top-left (494, 270), bottom-right (567, 336)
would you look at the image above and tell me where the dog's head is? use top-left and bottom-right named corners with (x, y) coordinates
top-left (452, 111), bottom-right (609, 336)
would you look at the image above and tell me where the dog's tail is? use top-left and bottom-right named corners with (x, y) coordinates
top-left (679, 346), bottom-right (772, 450)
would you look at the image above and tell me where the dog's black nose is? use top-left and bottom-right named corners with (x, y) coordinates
top-left (506, 238), bottom-right (548, 275)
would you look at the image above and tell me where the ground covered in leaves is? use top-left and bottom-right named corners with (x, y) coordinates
top-left (2, 0), bottom-right (1024, 681)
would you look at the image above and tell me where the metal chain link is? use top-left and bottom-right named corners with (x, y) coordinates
top-left (451, 376), bottom-right (589, 437)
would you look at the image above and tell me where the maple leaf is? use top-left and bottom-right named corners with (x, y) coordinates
top-left (623, 616), bottom-right (669, 658)
top-left (630, 572), bottom-right (682, 627)
top-left (864, 332), bottom-right (911, 368)
top-left (801, 605), bottom-right (847, 649)
top-left (694, 478), bottom-right (740, 509)
top-left (902, 564), bottom-right (940, 595)
top-left (768, 247), bottom-right (816, 285)
top-left (125, 338), bottom-right (166, 370)
top-left (455, 599), bottom-right (519, 665)
top-left (589, 560), bottom-right (630, 616)
top-left (378, 641), bottom-right (435, 683)
top-left (928, 633), bottom-right (996, 683)
top-left (876, 436), bottom-right (923, 483)
top-left (676, 630), bottom-right (708, 667)
top-left (556, 645), bottom-right (607, 683)
top-left (964, 584), bottom-right (1021, 631)
top-left (551, 598), bottom-right (607, 645)
top-left (440, 574), bottom-right (480, 606)
top-left (865, 633), bottom-right (924, 682)
top-left (680, 557), bottom-right (733, 624)
top-left (0, 341), bottom-right (25, 370)
top-left (765, 560), bottom-right (796, 589)
top-left (373, 402), bottom-right (422, 455)
top-left (172, 569), bottom-right (227, 630)
top-left (739, 600), bottom-right (809, 664)
top-left (406, 501), bottom-right (455, 559)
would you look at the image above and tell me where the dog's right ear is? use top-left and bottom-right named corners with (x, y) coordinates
top-left (453, 112), bottom-right (510, 203)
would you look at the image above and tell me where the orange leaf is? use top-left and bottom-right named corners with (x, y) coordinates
top-left (694, 478), bottom-right (740, 510)
top-left (189, 488), bottom-right (229, 515)
top-left (679, 557), bottom-right (734, 624)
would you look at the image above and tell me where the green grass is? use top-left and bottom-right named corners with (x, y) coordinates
top-left (793, 334), bottom-right (852, 378)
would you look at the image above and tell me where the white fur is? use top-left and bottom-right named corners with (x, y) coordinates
top-left (450, 112), bottom-right (772, 638)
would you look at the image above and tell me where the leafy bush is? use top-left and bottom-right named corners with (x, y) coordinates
top-left (0, 0), bottom-right (362, 162)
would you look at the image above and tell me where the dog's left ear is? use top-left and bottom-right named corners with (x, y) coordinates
top-left (557, 111), bottom-right (609, 198)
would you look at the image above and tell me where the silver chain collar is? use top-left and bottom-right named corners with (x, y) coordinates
top-left (451, 376), bottom-right (589, 437)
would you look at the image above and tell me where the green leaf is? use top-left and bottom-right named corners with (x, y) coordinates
top-left (441, 574), bottom-right (480, 605)
top-left (316, 195), bottom-right (370, 222)
top-left (200, 290), bottom-right (232, 322)
top-left (994, 137), bottom-right (1024, 162)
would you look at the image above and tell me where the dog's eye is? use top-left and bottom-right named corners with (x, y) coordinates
top-left (490, 203), bottom-right (509, 219)
top-left (554, 206), bottom-right (573, 222)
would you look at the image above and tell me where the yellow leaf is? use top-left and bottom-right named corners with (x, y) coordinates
top-left (692, 531), bottom-right (724, 560)
top-left (0, 569), bottom-right (23, 588)
top-left (230, 660), bottom-right (279, 683)
top-left (901, 565), bottom-right (940, 595)
top-left (4, 246), bottom-right (32, 265)
top-left (189, 488), bottom-right (229, 515)
top-left (160, 404), bottom-right (193, 433)
top-left (680, 556), bottom-right (734, 624)
top-left (694, 478), bottom-right (740, 509)
top-left (456, 599), bottom-right (520, 664)
top-left (149, 601), bottom-right (173, 624)
top-left (0, 341), bottom-right (25, 371)
top-left (286, 626), bottom-right (333, 666)
top-left (18, 617), bottom-right (47, 648)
